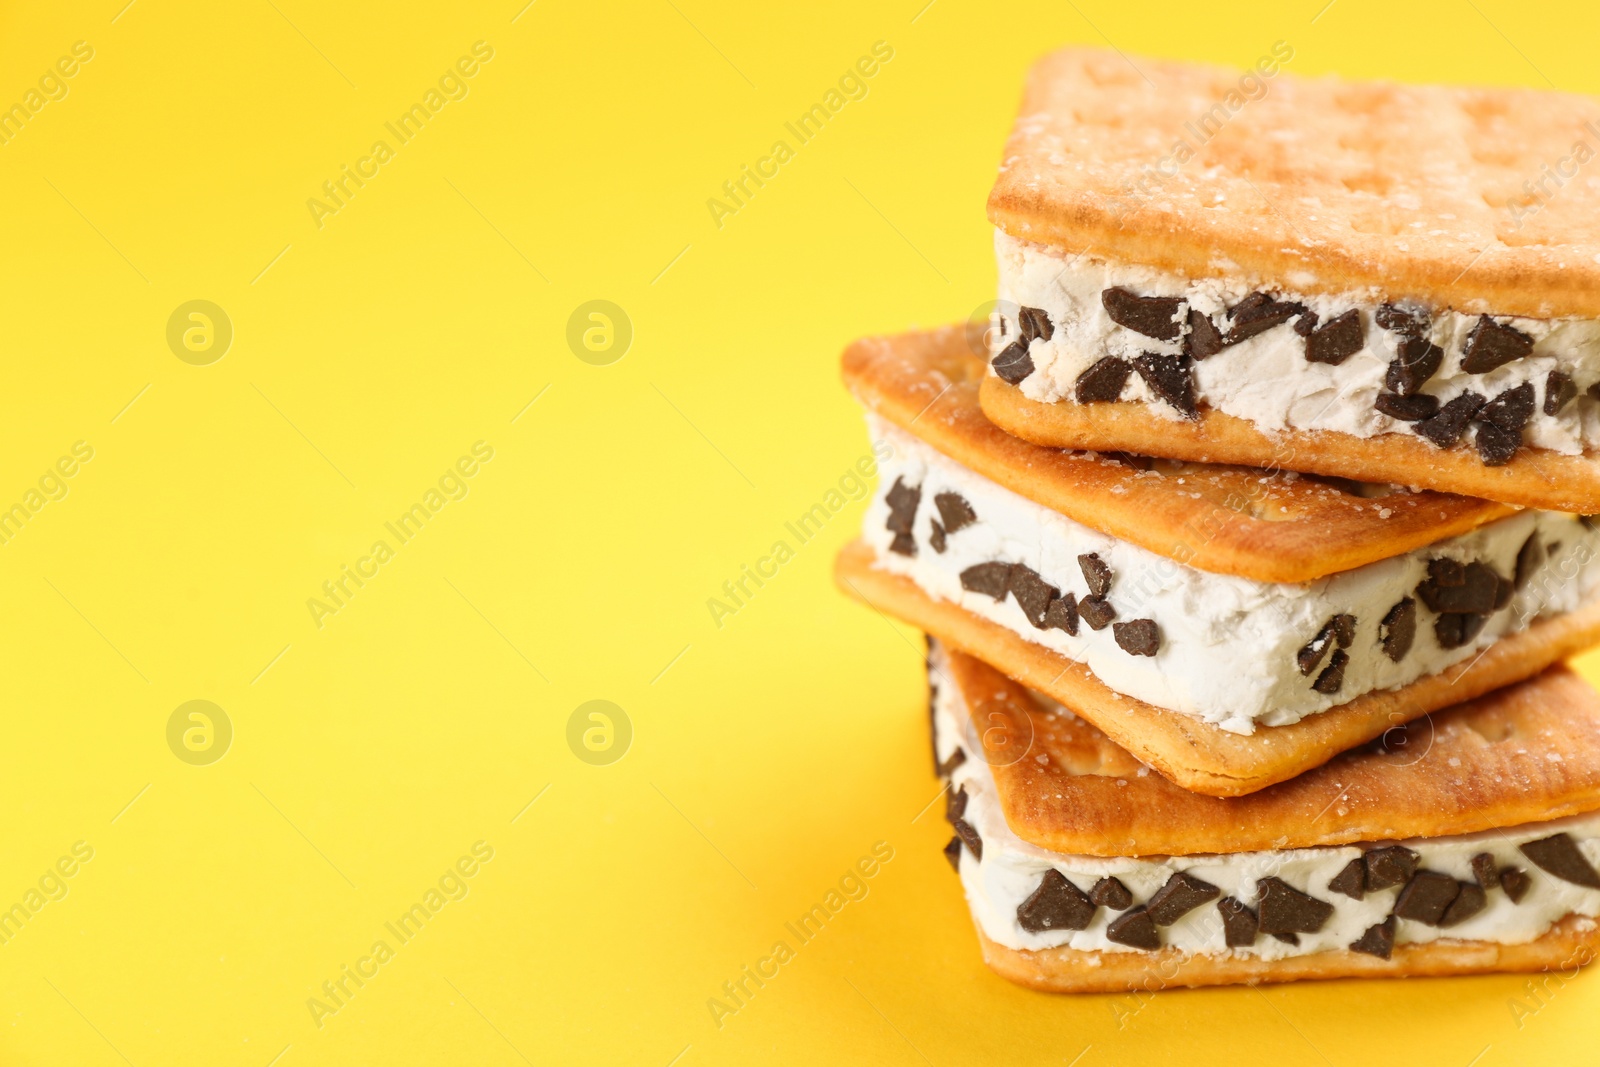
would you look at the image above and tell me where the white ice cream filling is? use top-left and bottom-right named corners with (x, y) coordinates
top-left (992, 231), bottom-right (1600, 456)
top-left (930, 646), bottom-right (1600, 959)
top-left (866, 416), bottom-right (1600, 733)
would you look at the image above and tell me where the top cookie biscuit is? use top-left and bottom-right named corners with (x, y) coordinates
top-left (989, 47), bottom-right (1600, 319)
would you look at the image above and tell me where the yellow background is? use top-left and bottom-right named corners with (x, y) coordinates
top-left (3, 0), bottom-right (1599, 1063)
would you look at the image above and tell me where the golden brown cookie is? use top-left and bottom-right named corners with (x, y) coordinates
top-left (837, 538), bottom-right (1600, 796)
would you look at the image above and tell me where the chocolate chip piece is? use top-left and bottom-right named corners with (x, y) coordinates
top-left (1380, 598), bottom-right (1416, 661)
top-left (1105, 906), bottom-right (1160, 950)
top-left (885, 477), bottom-right (920, 534)
top-left (1329, 859), bottom-right (1366, 900)
top-left (1374, 392), bottom-right (1440, 422)
top-left (929, 521), bottom-right (946, 554)
top-left (943, 836), bottom-right (962, 871)
top-left (1090, 877), bottom-right (1133, 911)
top-left (959, 562), bottom-right (1012, 601)
top-left (1461, 316), bottom-right (1534, 374)
top-left (1293, 310), bottom-right (1318, 337)
top-left (1217, 897), bottom-right (1259, 947)
top-left (1429, 559), bottom-right (1465, 587)
top-left (1147, 871), bottom-right (1221, 925)
top-left (1500, 867), bottom-right (1532, 902)
top-left (951, 817), bottom-right (982, 862)
top-left (1415, 391), bottom-right (1486, 448)
top-left (1364, 846), bottom-right (1421, 891)
top-left (1297, 615), bottom-right (1353, 675)
top-left (1520, 833), bottom-right (1600, 888)
top-left (1018, 306), bottom-right (1054, 344)
top-left (1271, 932), bottom-right (1301, 945)
top-left (1471, 853), bottom-right (1499, 891)
top-left (1113, 620), bottom-right (1161, 657)
top-left (1350, 916), bottom-right (1397, 960)
top-left (1546, 370), bottom-right (1578, 416)
top-left (1102, 288), bottom-right (1183, 341)
top-left (1479, 383), bottom-right (1537, 433)
top-left (1418, 560), bottom-right (1502, 614)
top-left (1079, 596), bottom-right (1116, 630)
top-left (1256, 877), bottom-right (1335, 934)
top-left (1493, 573), bottom-right (1514, 611)
top-left (1078, 553), bottom-right (1113, 597)
top-left (1515, 535), bottom-right (1544, 590)
top-left (934, 492), bottom-right (976, 534)
top-left (1044, 593), bottom-right (1079, 635)
top-left (1475, 421), bottom-right (1521, 467)
top-left (1075, 356), bottom-right (1133, 403)
top-left (1225, 293), bottom-right (1307, 344)
top-left (1017, 870), bottom-right (1097, 932)
top-left (1386, 335), bottom-right (1445, 396)
top-left (889, 531), bottom-right (916, 556)
top-left (992, 340), bottom-right (1035, 385)
top-left (1590, 383), bottom-right (1600, 403)
top-left (1435, 611), bottom-right (1488, 650)
top-left (1007, 565), bottom-right (1059, 630)
top-left (936, 747), bottom-right (966, 778)
top-left (1394, 870), bottom-right (1460, 925)
top-left (1304, 309), bottom-right (1365, 365)
top-left (1185, 308), bottom-right (1226, 360)
top-left (1132, 354), bottom-right (1199, 419)
top-left (1312, 649), bottom-right (1348, 694)
top-left (1441, 882), bottom-right (1487, 927)
top-left (1376, 303), bottom-right (1428, 337)
top-left (946, 785), bottom-right (968, 824)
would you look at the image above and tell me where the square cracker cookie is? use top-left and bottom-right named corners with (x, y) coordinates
top-left (835, 538), bottom-right (1600, 796)
top-left (844, 324), bottom-right (1513, 581)
top-left (936, 644), bottom-right (1600, 856)
top-left (988, 47), bottom-right (1600, 319)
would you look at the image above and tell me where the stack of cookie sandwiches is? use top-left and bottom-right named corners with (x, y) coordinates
top-left (834, 49), bottom-right (1600, 991)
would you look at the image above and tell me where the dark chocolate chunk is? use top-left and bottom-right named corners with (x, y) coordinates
top-left (1461, 315), bottom-right (1534, 374)
top-left (1500, 866), bottom-right (1531, 902)
top-left (1474, 420), bottom-right (1521, 467)
top-left (1018, 306), bottom-right (1054, 344)
top-left (1017, 870), bottom-right (1097, 933)
top-left (1044, 593), bottom-right (1079, 635)
top-left (1350, 916), bottom-right (1397, 960)
top-left (1185, 308), bottom-right (1225, 360)
top-left (951, 817), bottom-right (983, 862)
top-left (1113, 619), bottom-right (1161, 657)
top-left (888, 531), bottom-right (916, 556)
top-left (943, 835), bottom-right (962, 871)
top-left (1304, 308), bottom-right (1365, 365)
top-left (1434, 611), bottom-right (1488, 650)
top-left (928, 520), bottom-right (946, 554)
top-left (1147, 871), bottom-right (1221, 926)
top-left (992, 341), bottom-right (1035, 385)
top-left (1297, 623), bottom-right (1336, 675)
top-left (1364, 845), bottom-right (1421, 891)
top-left (1385, 336), bottom-right (1445, 396)
top-left (1075, 356), bottom-right (1133, 403)
top-left (1546, 370), bottom-right (1578, 416)
top-left (1090, 877), bottom-right (1133, 911)
top-left (1105, 906), bottom-right (1160, 950)
top-left (1493, 573), bottom-right (1514, 611)
top-left (1415, 391), bottom-right (1486, 449)
top-left (1293, 309), bottom-right (1318, 336)
top-left (1256, 877), bottom-right (1335, 934)
top-left (1078, 553), bottom-right (1113, 597)
top-left (1441, 882), bottom-right (1487, 927)
top-left (1334, 614), bottom-right (1357, 648)
top-left (1217, 897), bottom-right (1259, 947)
top-left (1380, 598), bottom-right (1417, 662)
top-left (1079, 595), bottom-right (1116, 630)
top-left (884, 477), bottom-right (920, 534)
top-left (959, 562), bottom-right (1013, 601)
top-left (1393, 870), bottom-right (1460, 925)
top-left (1519, 832), bottom-right (1600, 888)
top-left (1417, 560), bottom-right (1502, 614)
top-left (936, 747), bottom-right (966, 778)
top-left (1477, 381), bottom-right (1536, 434)
top-left (1102, 287), bottom-right (1183, 341)
top-left (1007, 565), bottom-right (1059, 630)
top-left (1312, 649), bottom-right (1348, 694)
top-left (1471, 852), bottom-right (1499, 891)
top-left (1270, 932), bottom-right (1301, 945)
top-left (1225, 293), bottom-right (1307, 344)
top-left (1132, 353), bottom-right (1199, 419)
top-left (934, 492), bottom-right (977, 534)
top-left (1514, 535), bottom-right (1544, 590)
top-left (1590, 383), bottom-right (1600, 403)
top-left (1375, 303), bottom-right (1428, 337)
top-left (946, 785), bottom-right (967, 824)
top-left (1429, 559), bottom-right (1465, 587)
top-left (1329, 858), bottom-right (1366, 900)
top-left (1374, 392), bottom-right (1440, 422)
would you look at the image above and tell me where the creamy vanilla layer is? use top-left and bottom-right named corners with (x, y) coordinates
top-left (931, 649), bottom-right (1600, 959)
top-left (993, 231), bottom-right (1600, 456)
top-left (867, 416), bottom-right (1600, 732)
